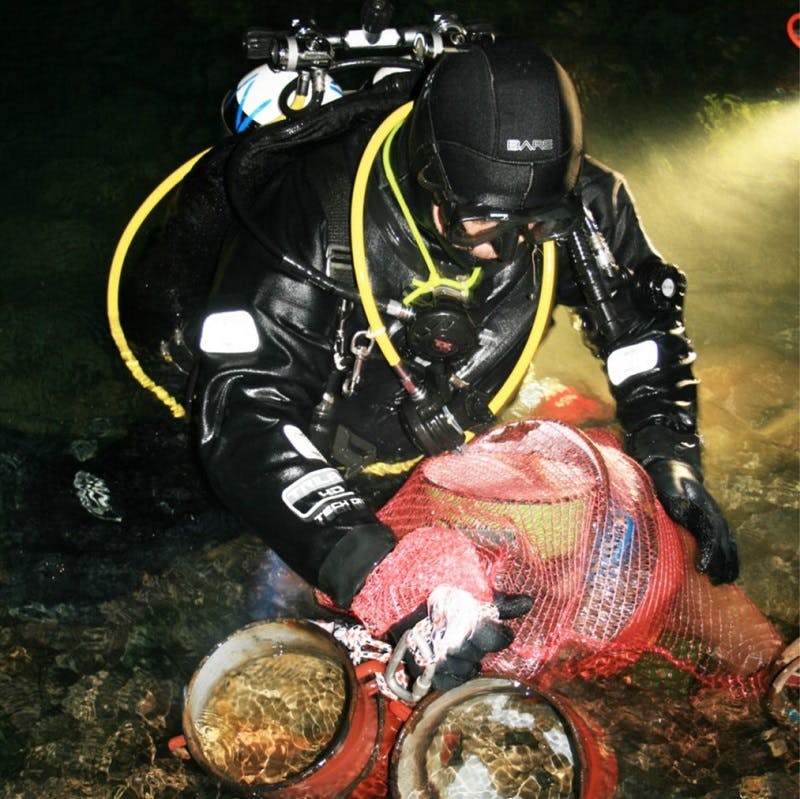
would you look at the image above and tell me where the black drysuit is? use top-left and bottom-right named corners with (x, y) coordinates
top-left (191, 122), bottom-right (699, 607)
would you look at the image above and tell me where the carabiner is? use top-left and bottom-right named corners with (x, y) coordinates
top-left (383, 629), bottom-right (437, 704)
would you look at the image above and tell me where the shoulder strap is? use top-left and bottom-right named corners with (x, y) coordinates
top-left (315, 161), bottom-right (353, 250)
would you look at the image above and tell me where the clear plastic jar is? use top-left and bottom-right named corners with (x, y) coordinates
top-left (182, 619), bottom-right (381, 798)
top-left (390, 676), bottom-right (614, 799)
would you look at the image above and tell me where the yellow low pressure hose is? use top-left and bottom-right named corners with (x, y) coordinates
top-left (351, 102), bottom-right (415, 370)
top-left (107, 89), bottom-right (312, 418)
top-left (350, 103), bottom-right (558, 474)
top-left (487, 242), bottom-right (556, 416)
top-left (107, 148), bottom-right (211, 419)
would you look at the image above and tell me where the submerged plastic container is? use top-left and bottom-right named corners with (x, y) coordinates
top-left (182, 619), bottom-right (382, 798)
top-left (390, 676), bottom-right (617, 799)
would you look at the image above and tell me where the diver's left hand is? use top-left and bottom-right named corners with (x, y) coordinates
top-left (646, 459), bottom-right (739, 584)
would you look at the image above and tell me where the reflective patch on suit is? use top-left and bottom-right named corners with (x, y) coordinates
top-left (283, 424), bottom-right (326, 462)
top-left (282, 467), bottom-right (364, 522)
top-left (606, 339), bottom-right (659, 386)
top-left (199, 310), bottom-right (259, 353)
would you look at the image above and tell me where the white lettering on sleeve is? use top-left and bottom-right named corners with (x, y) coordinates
top-left (282, 468), bottom-right (358, 520)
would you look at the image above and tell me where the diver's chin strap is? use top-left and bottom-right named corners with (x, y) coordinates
top-left (350, 101), bottom-right (559, 435)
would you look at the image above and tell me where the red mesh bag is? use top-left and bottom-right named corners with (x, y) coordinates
top-left (362, 419), bottom-right (783, 694)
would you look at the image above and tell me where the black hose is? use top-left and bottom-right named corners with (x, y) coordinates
top-left (330, 57), bottom-right (425, 77)
top-left (223, 71), bottom-right (421, 305)
top-left (223, 161), bottom-right (361, 303)
top-left (278, 79), bottom-right (325, 119)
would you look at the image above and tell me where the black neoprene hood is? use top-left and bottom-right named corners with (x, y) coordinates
top-left (408, 39), bottom-right (584, 215)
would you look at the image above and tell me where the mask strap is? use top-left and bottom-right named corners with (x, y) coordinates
top-left (380, 122), bottom-right (482, 305)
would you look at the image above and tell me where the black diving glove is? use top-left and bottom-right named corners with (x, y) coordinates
top-left (389, 587), bottom-right (533, 695)
top-left (646, 459), bottom-right (739, 584)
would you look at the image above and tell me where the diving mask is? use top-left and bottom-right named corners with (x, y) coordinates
top-left (440, 193), bottom-right (582, 260)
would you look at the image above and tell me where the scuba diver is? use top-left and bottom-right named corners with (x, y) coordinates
top-left (117, 34), bottom-right (739, 691)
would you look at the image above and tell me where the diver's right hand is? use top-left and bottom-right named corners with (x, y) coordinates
top-left (389, 587), bottom-right (532, 696)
